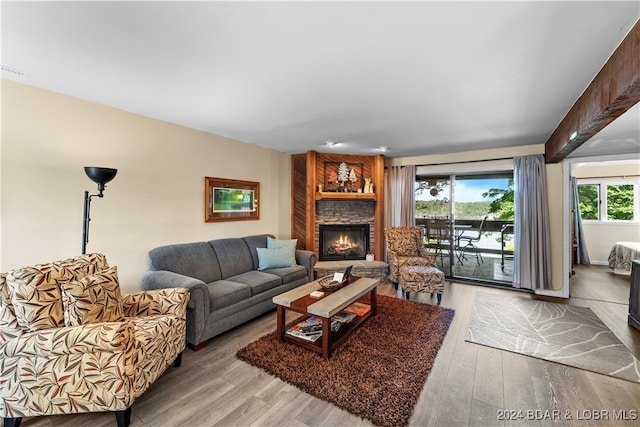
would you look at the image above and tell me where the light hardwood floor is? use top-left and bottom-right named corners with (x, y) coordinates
top-left (12, 265), bottom-right (640, 427)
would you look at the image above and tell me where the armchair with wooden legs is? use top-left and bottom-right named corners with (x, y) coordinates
top-left (0, 254), bottom-right (189, 427)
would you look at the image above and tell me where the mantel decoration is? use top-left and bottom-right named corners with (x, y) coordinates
top-left (205, 177), bottom-right (260, 222)
top-left (324, 162), bottom-right (364, 192)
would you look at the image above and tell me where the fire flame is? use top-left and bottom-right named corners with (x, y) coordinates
top-left (333, 234), bottom-right (358, 252)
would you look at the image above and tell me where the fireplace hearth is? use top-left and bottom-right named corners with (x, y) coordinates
top-left (319, 224), bottom-right (370, 261)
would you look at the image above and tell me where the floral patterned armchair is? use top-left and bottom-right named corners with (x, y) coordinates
top-left (384, 226), bottom-right (436, 285)
top-left (0, 254), bottom-right (189, 427)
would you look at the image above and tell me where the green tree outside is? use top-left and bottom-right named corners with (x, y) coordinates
top-left (482, 178), bottom-right (514, 220)
top-left (577, 184), bottom-right (599, 220)
top-left (577, 183), bottom-right (635, 221)
top-left (607, 184), bottom-right (634, 220)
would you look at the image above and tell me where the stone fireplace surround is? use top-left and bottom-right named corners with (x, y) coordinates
top-left (316, 201), bottom-right (375, 260)
top-left (290, 151), bottom-right (385, 260)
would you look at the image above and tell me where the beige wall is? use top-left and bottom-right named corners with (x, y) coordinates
top-left (1, 80), bottom-right (292, 293)
top-left (572, 163), bottom-right (640, 179)
top-left (387, 144), bottom-right (566, 293)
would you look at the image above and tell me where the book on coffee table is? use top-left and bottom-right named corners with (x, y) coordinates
top-left (286, 329), bottom-right (322, 342)
top-left (286, 321), bottom-right (323, 342)
top-left (344, 301), bottom-right (371, 316)
top-left (332, 311), bottom-right (356, 324)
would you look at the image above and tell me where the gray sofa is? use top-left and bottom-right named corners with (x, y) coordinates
top-left (142, 234), bottom-right (316, 350)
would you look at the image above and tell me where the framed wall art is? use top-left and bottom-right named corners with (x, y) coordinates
top-left (205, 177), bottom-right (260, 222)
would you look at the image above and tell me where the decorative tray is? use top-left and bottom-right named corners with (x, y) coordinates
top-left (318, 275), bottom-right (348, 292)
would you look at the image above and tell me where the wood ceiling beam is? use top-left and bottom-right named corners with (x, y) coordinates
top-left (545, 20), bottom-right (640, 163)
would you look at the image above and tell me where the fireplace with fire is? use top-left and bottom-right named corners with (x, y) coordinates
top-left (319, 224), bottom-right (370, 261)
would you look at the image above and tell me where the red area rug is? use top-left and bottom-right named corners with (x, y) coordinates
top-left (236, 295), bottom-right (455, 427)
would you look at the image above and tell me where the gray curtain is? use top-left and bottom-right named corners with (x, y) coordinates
top-left (513, 154), bottom-right (551, 290)
top-left (571, 176), bottom-right (590, 264)
top-left (384, 165), bottom-right (416, 227)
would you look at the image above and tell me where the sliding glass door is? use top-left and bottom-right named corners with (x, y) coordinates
top-left (416, 175), bottom-right (452, 276)
top-left (416, 172), bottom-right (514, 285)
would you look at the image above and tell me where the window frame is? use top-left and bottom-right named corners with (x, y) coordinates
top-left (577, 177), bottom-right (639, 223)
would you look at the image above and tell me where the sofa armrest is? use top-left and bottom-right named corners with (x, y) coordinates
top-left (122, 287), bottom-right (189, 318)
top-left (142, 270), bottom-right (209, 345)
top-left (142, 270), bottom-right (208, 310)
top-left (2, 321), bottom-right (134, 358)
top-left (295, 250), bottom-right (317, 282)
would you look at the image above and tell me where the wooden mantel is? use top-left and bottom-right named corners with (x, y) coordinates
top-left (291, 150), bottom-right (385, 260)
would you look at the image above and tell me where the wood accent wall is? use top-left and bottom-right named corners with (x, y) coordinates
top-left (291, 150), bottom-right (385, 260)
top-left (291, 153), bottom-right (308, 250)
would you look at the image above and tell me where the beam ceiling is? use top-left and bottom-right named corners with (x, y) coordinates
top-left (545, 20), bottom-right (640, 163)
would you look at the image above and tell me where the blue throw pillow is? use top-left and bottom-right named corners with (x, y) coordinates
top-left (267, 236), bottom-right (297, 249)
top-left (257, 246), bottom-right (296, 270)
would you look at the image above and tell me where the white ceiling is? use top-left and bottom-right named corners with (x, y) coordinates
top-left (2, 1), bottom-right (639, 159)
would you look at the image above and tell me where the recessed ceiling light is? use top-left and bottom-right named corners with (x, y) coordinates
top-left (377, 146), bottom-right (390, 152)
top-left (325, 141), bottom-right (338, 147)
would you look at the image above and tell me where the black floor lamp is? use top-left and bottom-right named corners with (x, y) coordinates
top-left (82, 166), bottom-right (117, 255)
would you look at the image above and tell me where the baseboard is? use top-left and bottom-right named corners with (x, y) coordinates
top-left (535, 287), bottom-right (569, 299)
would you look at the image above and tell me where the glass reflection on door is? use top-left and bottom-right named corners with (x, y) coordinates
top-left (416, 173), bottom-right (514, 285)
top-left (415, 176), bottom-right (452, 276)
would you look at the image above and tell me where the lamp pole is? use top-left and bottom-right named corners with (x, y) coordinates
top-left (82, 191), bottom-right (103, 255)
top-left (81, 167), bottom-right (117, 255)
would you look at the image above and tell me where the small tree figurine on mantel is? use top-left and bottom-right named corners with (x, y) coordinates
top-left (337, 162), bottom-right (349, 191)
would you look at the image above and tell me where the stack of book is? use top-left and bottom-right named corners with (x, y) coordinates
top-left (286, 317), bottom-right (323, 342)
top-left (331, 311), bottom-right (356, 332)
top-left (285, 310), bottom-right (360, 341)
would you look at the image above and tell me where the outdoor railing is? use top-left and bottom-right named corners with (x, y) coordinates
top-left (415, 218), bottom-right (514, 256)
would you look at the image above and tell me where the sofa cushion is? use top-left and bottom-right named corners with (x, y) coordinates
top-left (206, 280), bottom-right (252, 312)
top-left (59, 253), bottom-right (110, 275)
top-left (6, 263), bottom-right (66, 331)
top-left (149, 242), bottom-right (222, 283)
top-left (61, 266), bottom-right (125, 326)
top-left (267, 236), bottom-right (297, 249)
top-left (208, 238), bottom-right (254, 279)
top-left (226, 271), bottom-right (282, 295)
top-left (242, 234), bottom-right (273, 269)
top-left (6, 254), bottom-right (110, 332)
top-left (0, 273), bottom-right (21, 338)
top-left (263, 265), bottom-right (309, 284)
top-left (256, 246), bottom-right (296, 270)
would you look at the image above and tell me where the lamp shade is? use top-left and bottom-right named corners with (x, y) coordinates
top-left (85, 167), bottom-right (117, 184)
top-left (84, 167), bottom-right (117, 193)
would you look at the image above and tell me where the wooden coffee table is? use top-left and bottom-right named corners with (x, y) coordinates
top-left (273, 276), bottom-right (379, 359)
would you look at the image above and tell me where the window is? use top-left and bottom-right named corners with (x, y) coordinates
top-left (607, 184), bottom-right (635, 220)
top-left (577, 179), bottom-right (638, 222)
top-left (577, 184), bottom-right (599, 220)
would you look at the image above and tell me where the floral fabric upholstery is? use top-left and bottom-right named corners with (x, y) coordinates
top-left (5, 253), bottom-right (110, 332)
top-left (0, 254), bottom-right (189, 421)
top-left (384, 227), bottom-right (436, 283)
top-left (61, 266), bottom-right (125, 326)
top-left (399, 265), bottom-right (445, 295)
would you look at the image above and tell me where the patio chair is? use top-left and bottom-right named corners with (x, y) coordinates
top-left (457, 215), bottom-right (488, 264)
top-left (425, 219), bottom-right (451, 267)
